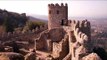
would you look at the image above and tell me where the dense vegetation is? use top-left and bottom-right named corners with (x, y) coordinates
top-left (23, 21), bottom-right (45, 32)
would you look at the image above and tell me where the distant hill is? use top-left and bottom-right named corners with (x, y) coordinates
top-left (28, 16), bottom-right (47, 23)
top-left (27, 14), bottom-right (48, 20)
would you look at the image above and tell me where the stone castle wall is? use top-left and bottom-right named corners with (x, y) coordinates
top-left (36, 28), bottom-right (66, 51)
top-left (0, 24), bottom-right (47, 38)
top-left (52, 34), bottom-right (69, 59)
top-left (67, 20), bottom-right (92, 60)
top-left (0, 25), bottom-right (48, 50)
top-left (34, 3), bottom-right (102, 60)
top-left (68, 20), bottom-right (91, 38)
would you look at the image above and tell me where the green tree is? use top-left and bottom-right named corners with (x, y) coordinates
top-left (23, 21), bottom-right (45, 31)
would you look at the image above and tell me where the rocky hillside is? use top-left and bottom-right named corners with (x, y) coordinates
top-left (0, 9), bottom-right (28, 32)
top-left (0, 9), bottom-right (28, 26)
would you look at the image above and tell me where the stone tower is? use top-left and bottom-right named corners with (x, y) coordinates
top-left (48, 3), bottom-right (68, 30)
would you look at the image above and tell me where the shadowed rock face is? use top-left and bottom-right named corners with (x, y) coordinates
top-left (93, 47), bottom-right (107, 60)
top-left (3, 41), bottom-right (20, 53)
top-left (0, 52), bottom-right (24, 60)
top-left (0, 45), bottom-right (5, 52)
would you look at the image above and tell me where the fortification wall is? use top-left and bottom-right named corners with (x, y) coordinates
top-left (0, 24), bottom-right (47, 39)
top-left (36, 27), bottom-right (66, 51)
top-left (67, 20), bottom-right (92, 60)
top-left (0, 25), bottom-right (47, 50)
top-left (52, 34), bottom-right (69, 59)
top-left (67, 20), bottom-right (91, 45)
top-left (68, 20), bottom-right (91, 38)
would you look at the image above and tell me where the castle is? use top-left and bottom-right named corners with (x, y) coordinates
top-left (0, 3), bottom-right (104, 60)
top-left (35, 3), bottom-right (101, 60)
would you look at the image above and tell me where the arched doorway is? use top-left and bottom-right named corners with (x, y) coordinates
top-left (61, 19), bottom-right (64, 25)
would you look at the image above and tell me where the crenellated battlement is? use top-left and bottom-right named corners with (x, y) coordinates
top-left (73, 27), bottom-right (88, 44)
top-left (48, 3), bottom-right (67, 8)
top-left (68, 20), bottom-right (92, 60)
top-left (68, 20), bottom-right (91, 37)
top-left (68, 20), bottom-right (90, 28)
top-left (0, 24), bottom-right (48, 40)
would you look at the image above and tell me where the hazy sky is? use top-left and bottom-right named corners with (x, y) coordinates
top-left (0, 1), bottom-right (107, 18)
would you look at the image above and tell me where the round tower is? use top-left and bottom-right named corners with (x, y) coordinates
top-left (48, 3), bottom-right (68, 30)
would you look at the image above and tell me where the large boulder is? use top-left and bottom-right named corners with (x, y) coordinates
top-left (82, 53), bottom-right (102, 60)
top-left (49, 27), bottom-right (66, 42)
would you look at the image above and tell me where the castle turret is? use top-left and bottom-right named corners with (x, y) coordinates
top-left (48, 3), bottom-right (68, 30)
